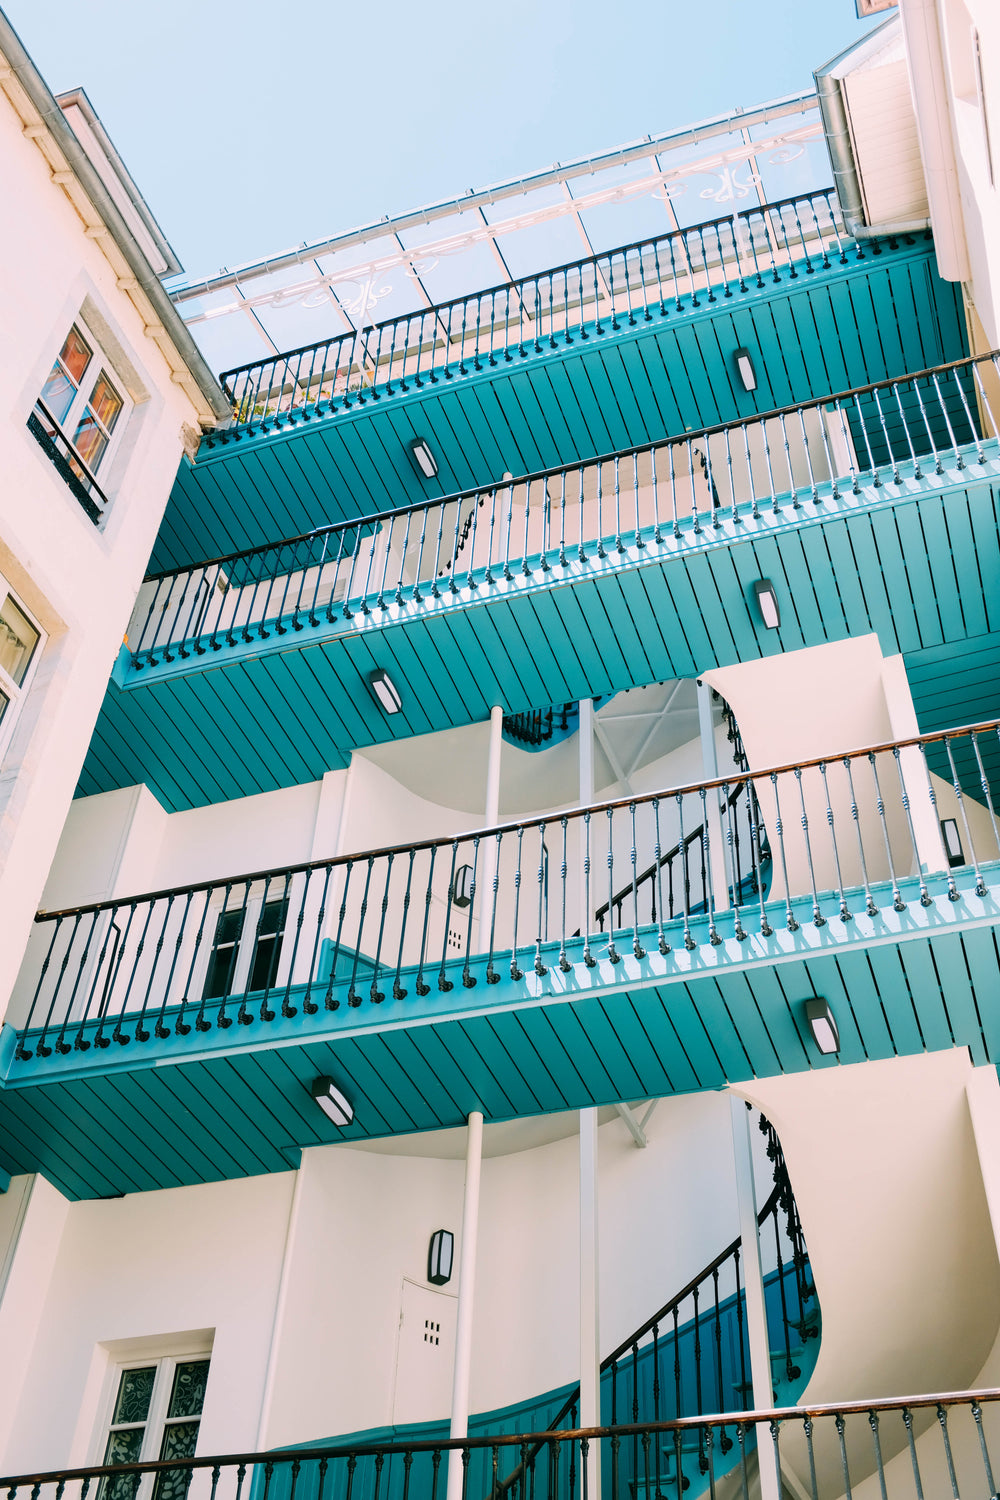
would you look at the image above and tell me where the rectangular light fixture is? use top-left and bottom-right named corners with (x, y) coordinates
top-left (369, 668), bottom-right (402, 714)
top-left (941, 818), bottom-right (964, 868)
top-left (428, 1228), bottom-right (455, 1285)
top-left (734, 346), bottom-right (757, 392)
top-left (753, 578), bottom-right (781, 629)
top-left (409, 438), bottom-right (438, 479)
top-left (805, 998), bottom-right (840, 1055)
top-left (311, 1076), bottom-right (354, 1126)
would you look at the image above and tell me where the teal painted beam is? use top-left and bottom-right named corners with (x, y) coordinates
top-left (150, 243), bottom-right (967, 572)
top-left (80, 457), bottom-right (1000, 811)
top-left (3, 865), bottom-right (1000, 1201)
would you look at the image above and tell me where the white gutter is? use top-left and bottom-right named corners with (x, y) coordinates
top-left (897, 0), bottom-right (970, 282)
top-left (171, 91), bottom-right (819, 304)
top-left (0, 14), bottom-right (231, 423)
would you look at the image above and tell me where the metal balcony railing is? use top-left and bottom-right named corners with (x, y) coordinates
top-left (213, 190), bottom-right (856, 438)
top-left (127, 351), bottom-right (998, 673)
top-left (26, 398), bottom-right (110, 524)
top-left (4, 1390), bottom-right (1000, 1500)
top-left (12, 720), bottom-right (1000, 1060)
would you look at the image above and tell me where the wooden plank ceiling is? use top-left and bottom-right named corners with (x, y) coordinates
top-left (150, 242), bottom-right (967, 573)
top-left (2, 868), bottom-right (998, 1201)
top-left (77, 468), bottom-right (1000, 812)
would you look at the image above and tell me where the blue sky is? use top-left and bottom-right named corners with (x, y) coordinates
top-left (5, 0), bottom-right (878, 283)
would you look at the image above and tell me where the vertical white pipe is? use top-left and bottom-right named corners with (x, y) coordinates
top-left (486, 706), bottom-right (503, 826)
top-left (730, 1096), bottom-right (781, 1500)
top-left (578, 699), bottom-right (595, 935)
top-left (447, 1110), bottom-right (484, 1500)
top-left (579, 1107), bottom-right (601, 1498)
top-left (480, 708), bottom-right (504, 945)
top-left (698, 681), bottom-right (730, 912)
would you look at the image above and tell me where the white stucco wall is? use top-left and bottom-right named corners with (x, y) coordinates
top-left (1, 1171), bottom-right (295, 1476)
top-left (0, 83), bottom-right (210, 1015)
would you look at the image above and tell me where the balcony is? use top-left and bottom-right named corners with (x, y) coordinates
top-left (83, 352), bottom-right (1000, 812)
top-left (153, 193), bottom-right (968, 572)
top-left (5, 718), bottom-right (1000, 1199)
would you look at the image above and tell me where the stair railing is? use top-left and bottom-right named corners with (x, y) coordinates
top-left (487, 1115), bottom-right (816, 1499)
top-left (595, 696), bottom-right (765, 933)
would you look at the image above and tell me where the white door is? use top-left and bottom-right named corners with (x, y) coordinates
top-left (391, 1278), bottom-right (457, 1426)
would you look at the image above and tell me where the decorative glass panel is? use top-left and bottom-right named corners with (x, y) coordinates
top-left (111, 1366), bottom-right (155, 1425)
top-left (89, 373), bottom-right (123, 433)
top-left (0, 596), bottom-right (40, 687)
top-left (104, 1427), bottom-right (144, 1466)
top-left (101, 1425), bottom-right (143, 1500)
top-left (166, 1361), bottom-right (210, 1419)
top-left (152, 1419), bottom-right (200, 1500)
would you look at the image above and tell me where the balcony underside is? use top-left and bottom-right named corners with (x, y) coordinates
top-left (152, 240), bottom-right (965, 572)
top-left (2, 866), bottom-right (999, 1201)
top-left (80, 458), bottom-right (1000, 812)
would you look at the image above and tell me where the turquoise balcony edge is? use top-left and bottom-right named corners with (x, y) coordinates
top-left (2, 862), bottom-right (1000, 1201)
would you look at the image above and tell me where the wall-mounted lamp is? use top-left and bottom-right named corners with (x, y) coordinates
top-left (409, 438), bottom-right (438, 479)
top-left (451, 864), bottom-right (474, 909)
top-left (734, 347), bottom-right (758, 392)
top-left (369, 668), bottom-right (402, 715)
top-left (428, 1228), bottom-right (455, 1285)
top-left (311, 1076), bottom-right (354, 1126)
top-left (804, 998), bottom-right (840, 1055)
top-left (940, 818), bottom-right (964, 868)
top-left (753, 579), bottom-right (781, 630)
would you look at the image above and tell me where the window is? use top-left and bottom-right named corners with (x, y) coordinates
top-left (29, 320), bottom-right (131, 524)
top-left (100, 1357), bottom-right (210, 1500)
top-left (0, 578), bottom-right (43, 760)
top-left (202, 895), bottom-right (288, 1000)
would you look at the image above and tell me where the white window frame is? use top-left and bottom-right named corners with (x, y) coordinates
top-left (32, 317), bottom-right (134, 523)
top-left (0, 575), bottom-right (45, 765)
top-left (96, 1350), bottom-right (211, 1495)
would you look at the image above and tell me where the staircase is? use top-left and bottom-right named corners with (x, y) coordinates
top-left (263, 1113), bottom-right (819, 1500)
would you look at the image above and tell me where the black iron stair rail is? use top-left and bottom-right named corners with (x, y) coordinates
top-left (486, 1118), bottom-right (815, 1500)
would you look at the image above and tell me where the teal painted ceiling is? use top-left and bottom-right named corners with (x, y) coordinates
top-left (150, 239), bottom-right (967, 573)
top-left (78, 462), bottom-right (1000, 811)
top-left (2, 866), bottom-right (999, 1201)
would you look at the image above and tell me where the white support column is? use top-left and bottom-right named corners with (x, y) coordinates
top-left (480, 708), bottom-right (504, 940)
top-left (448, 1111), bottom-right (484, 1500)
top-left (578, 699), bottom-right (595, 937)
top-left (579, 1107), bottom-right (601, 1498)
top-left (698, 682), bottom-right (730, 913)
top-left (730, 1097), bottom-right (781, 1500)
top-left (486, 706), bottom-right (503, 827)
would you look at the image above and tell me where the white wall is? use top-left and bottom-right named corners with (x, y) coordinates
top-left (262, 1094), bottom-right (747, 1446)
top-left (1, 1171), bottom-right (295, 1475)
top-left (0, 78), bottom-right (209, 1016)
